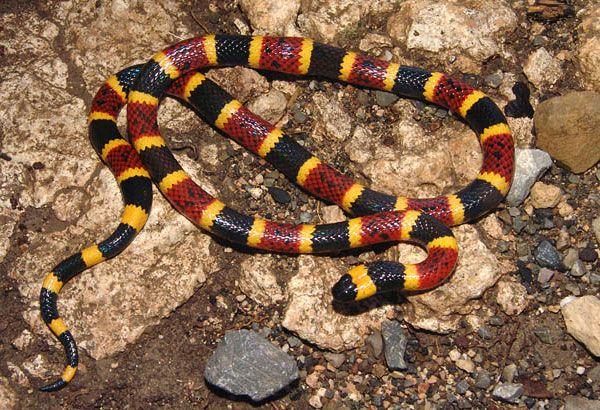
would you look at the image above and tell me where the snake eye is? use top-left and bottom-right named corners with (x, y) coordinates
top-left (331, 274), bottom-right (357, 302)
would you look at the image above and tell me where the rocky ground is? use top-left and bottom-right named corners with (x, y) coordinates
top-left (1, 0), bottom-right (599, 409)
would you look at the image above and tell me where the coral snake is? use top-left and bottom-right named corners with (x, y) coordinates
top-left (39, 35), bottom-right (514, 391)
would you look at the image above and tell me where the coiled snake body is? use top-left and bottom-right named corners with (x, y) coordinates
top-left (39, 35), bottom-right (514, 391)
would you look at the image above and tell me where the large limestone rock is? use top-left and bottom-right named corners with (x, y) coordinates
top-left (562, 296), bottom-right (600, 357)
top-left (534, 92), bottom-right (600, 173)
top-left (0, 4), bottom-right (219, 361)
top-left (239, 254), bottom-right (287, 306)
top-left (282, 256), bottom-right (392, 351)
top-left (386, 0), bottom-right (517, 73)
top-left (577, 7), bottom-right (600, 91)
top-left (397, 225), bottom-right (506, 333)
top-left (240, 0), bottom-right (301, 36)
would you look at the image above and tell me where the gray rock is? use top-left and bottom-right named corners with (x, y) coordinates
top-left (456, 379), bottom-right (470, 395)
top-left (475, 370), bottom-right (492, 390)
top-left (367, 330), bottom-right (384, 358)
top-left (477, 326), bottom-right (493, 340)
top-left (564, 396), bottom-right (600, 410)
top-left (381, 320), bottom-right (408, 370)
top-left (563, 248), bottom-right (579, 269)
top-left (374, 90), bottom-right (399, 107)
top-left (492, 382), bottom-right (524, 404)
top-left (570, 260), bottom-right (587, 277)
top-left (484, 72), bottom-right (503, 88)
top-left (287, 335), bottom-right (302, 348)
top-left (204, 330), bottom-right (299, 401)
top-left (506, 148), bottom-right (553, 206)
top-left (502, 364), bottom-right (518, 383)
top-left (534, 240), bottom-right (566, 271)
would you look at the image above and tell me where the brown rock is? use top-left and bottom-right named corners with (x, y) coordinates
top-left (282, 256), bottom-right (392, 351)
top-left (534, 92), bottom-right (600, 173)
top-left (530, 182), bottom-right (561, 209)
top-left (0, 377), bottom-right (17, 410)
top-left (239, 254), bottom-right (287, 305)
top-left (240, 0), bottom-right (300, 36)
top-left (496, 278), bottom-right (528, 316)
top-left (562, 295), bottom-right (600, 357)
top-left (577, 8), bottom-right (600, 91)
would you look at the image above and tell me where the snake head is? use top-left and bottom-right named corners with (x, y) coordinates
top-left (331, 274), bottom-right (357, 302)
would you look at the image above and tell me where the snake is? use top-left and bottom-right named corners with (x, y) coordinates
top-left (39, 35), bottom-right (514, 392)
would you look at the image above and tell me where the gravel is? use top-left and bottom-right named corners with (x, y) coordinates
top-left (204, 330), bottom-right (299, 401)
top-left (492, 382), bottom-right (524, 403)
top-left (367, 330), bottom-right (384, 358)
top-left (570, 260), bottom-right (587, 277)
top-left (534, 240), bottom-right (566, 271)
top-left (381, 320), bottom-right (408, 370)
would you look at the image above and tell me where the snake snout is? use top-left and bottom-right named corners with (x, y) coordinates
top-left (331, 274), bottom-right (357, 302)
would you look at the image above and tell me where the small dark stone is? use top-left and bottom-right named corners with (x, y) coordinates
top-left (534, 240), bottom-right (566, 271)
top-left (268, 187), bottom-right (291, 204)
top-left (381, 320), bottom-right (408, 370)
top-left (374, 90), bottom-right (399, 107)
top-left (579, 248), bottom-right (598, 263)
top-left (489, 316), bottom-right (504, 327)
top-left (367, 331), bottom-right (384, 358)
top-left (32, 161), bottom-right (45, 170)
top-left (475, 370), bottom-right (492, 390)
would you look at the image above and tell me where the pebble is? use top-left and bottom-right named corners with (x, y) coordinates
top-left (477, 326), bottom-right (493, 340)
top-left (456, 358), bottom-right (475, 374)
top-left (579, 247), bottom-right (598, 263)
top-left (323, 353), bottom-right (346, 369)
top-left (570, 260), bottom-right (587, 277)
top-left (204, 330), bottom-right (299, 401)
top-left (492, 382), bottom-right (524, 404)
top-left (576, 366), bottom-right (586, 375)
top-left (268, 186), bottom-right (291, 204)
top-left (367, 331), bottom-right (384, 358)
top-left (475, 370), bottom-right (492, 390)
top-left (455, 379), bottom-right (470, 395)
top-left (484, 72), bottom-right (503, 88)
top-left (530, 182), bottom-right (561, 209)
top-left (537, 268), bottom-right (554, 283)
top-left (381, 320), bottom-right (408, 371)
top-left (502, 364), bottom-right (518, 383)
top-left (374, 90), bottom-right (399, 107)
top-left (287, 336), bottom-right (302, 348)
top-left (247, 186), bottom-right (263, 199)
top-left (562, 295), bottom-right (600, 357)
top-left (489, 316), bottom-right (504, 327)
top-left (563, 248), bottom-right (579, 269)
top-left (593, 217), bottom-right (600, 244)
top-left (292, 106), bottom-right (307, 123)
top-left (299, 212), bottom-right (312, 223)
top-left (534, 240), bottom-right (565, 271)
top-left (534, 327), bottom-right (553, 344)
top-left (506, 149), bottom-right (553, 206)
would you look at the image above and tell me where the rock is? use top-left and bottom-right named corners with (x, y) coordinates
top-left (297, 0), bottom-right (378, 43)
top-left (534, 240), bottom-right (565, 271)
top-left (570, 260), bottom-right (587, 278)
top-left (523, 48), bottom-right (562, 89)
top-left (323, 352), bottom-right (346, 369)
top-left (537, 268), bottom-right (554, 284)
top-left (593, 217), bottom-right (600, 245)
top-left (456, 358), bottom-right (475, 374)
top-left (386, 0), bottom-right (517, 73)
top-left (247, 88), bottom-right (288, 124)
top-left (506, 149), bottom-right (553, 206)
top-left (367, 330), bottom-right (384, 358)
top-left (564, 396), bottom-right (600, 410)
top-left (374, 91), bottom-right (399, 107)
top-left (577, 8), bottom-right (600, 92)
top-left (282, 256), bottom-right (392, 351)
top-left (563, 248), bottom-right (579, 269)
top-left (381, 320), bottom-right (408, 370)
top-left (562, 296), bottom-right (600, 357)
top-left (399, 225), bottom-right (506, 333)
top-left (579, 248), bottom-right (598, 263)
top-left (475, 370), bottom-right (492, 390)
top-left (204, 330), bottom-right (299, 401)
top-left (534, 92), bottom-right (600, 173)
top-left (239, 254), bottom-right (286, 306)
top-left (502, 364), bottom-right (518, 383)
top-left (239, 0), bottom-right (300, 35)
top-left (312, 92), bottom-right (353, 142)
top-left (455, 379), bottom-right (470, 395)
top-left (492, 383), bottom-right (524, 404)
top-left (268, 186), bottom-right (292, 204)
top-left (0, 377), bottom-right (17, 410)
top-left (344, 125), bottom-right (373, 164)
top-left (530, 182), bottom-right (561, 209)
top-left (321, 205), bottom-right (345, 223)
top-left (495, 279), bottom-right (528, 316)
